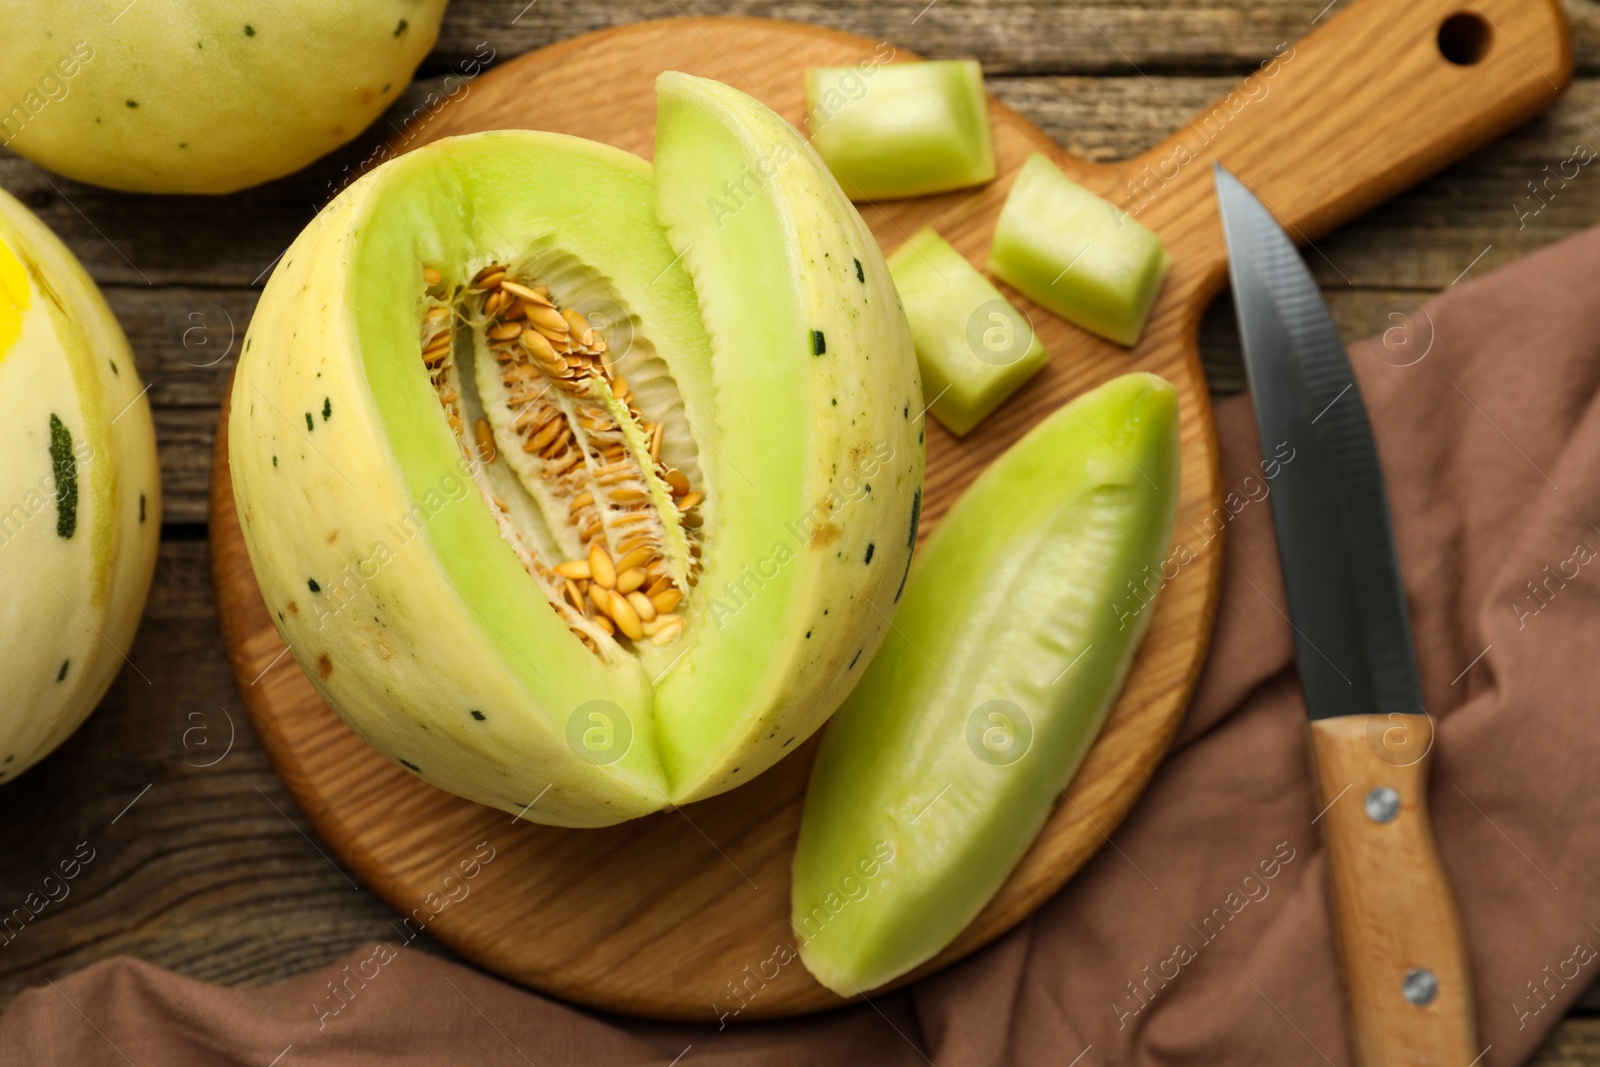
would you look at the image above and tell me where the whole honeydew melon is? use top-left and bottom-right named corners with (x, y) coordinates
top-left (229, 73), bottom-right (924, 827)
top-left (0, 0), bottom-right (448, 193)
top-left (0, 188), bottom-right (160, 781)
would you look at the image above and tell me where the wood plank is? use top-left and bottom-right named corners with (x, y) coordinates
top-left (1535, 1017), bottom-right (1600, 1066)
top-left (424, 1), bottom-right (1600, 77)
top-left (104, 287), bottom-right (253, 525)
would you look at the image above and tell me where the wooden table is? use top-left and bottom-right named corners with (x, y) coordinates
top-left (2, 1), bottom-right (1598, 1060)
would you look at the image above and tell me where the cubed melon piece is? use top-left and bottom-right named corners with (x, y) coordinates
top-left (807, 60), bottom-right (995, 200)
top-left (888, 226), bottom-right (1048, 436)
top-left (988, 153), bottom-right (1170, 346)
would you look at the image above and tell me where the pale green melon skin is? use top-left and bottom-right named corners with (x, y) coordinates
top-left (230, 78), bottom-right (923, 827)
top-left (0, 187), bottom-right (160, 781)
top-left (0, 0), bottom-right (447, 193)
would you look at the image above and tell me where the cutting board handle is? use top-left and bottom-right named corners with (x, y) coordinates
top-left (1121, 0), bottom-right (1571, 278)
top-left (1310, 714), bottom-right (1476, 1067)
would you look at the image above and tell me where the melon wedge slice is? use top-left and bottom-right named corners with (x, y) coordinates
top-left (792, 372), bottom-right (1179, 994)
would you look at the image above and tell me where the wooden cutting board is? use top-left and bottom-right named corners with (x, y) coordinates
top-left (209, 1), bottom-right (1569, 1021)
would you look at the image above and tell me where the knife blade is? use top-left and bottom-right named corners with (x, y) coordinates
top-left (1215, 163), bottom-right (1478, 1067)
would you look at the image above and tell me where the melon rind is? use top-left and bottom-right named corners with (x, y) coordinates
top-left (0, 187), bottom-right (160, 780)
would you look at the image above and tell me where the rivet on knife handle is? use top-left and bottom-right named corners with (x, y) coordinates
top-left (1310, 714), bottom-right (1476, 1067)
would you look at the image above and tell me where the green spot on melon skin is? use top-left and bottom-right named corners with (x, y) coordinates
top-left (394, 18), bottom-right (409, 35)
top-left (399, 759), bottom-right (419, 772)
top-left (49, 413), bottom-right (77, 539)
top-left (109, 360), bottom-right (119, 376)
top-left (304, 412), bottom-right (314, 432)
top-left (125, 100), bottom-right (138, 108)
top-left (272, 455), bottom-right (278, 467)
top-left (243, 24), bottom-right (255, 36)
top-left (57, 660), bottom-right (69, 682)
top-left (855, 258), bottom-right (865, 283)
top-left (811, 329), bottom-right (826, 356)
top-left (308, 578), bottom-right (321, 593)
top-left (470, 710), bottom-right (486, 721)
top-left (864, 543), bottom-right (875, 565)
top-left (139, 494), bottom-right (146, 523)
top-left (894, 493), bottom-right (921, 602)
top-left (322, 397), bottom-right (332, 421)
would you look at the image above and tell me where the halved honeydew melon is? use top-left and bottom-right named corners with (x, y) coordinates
top-left (230, 74), bottom-right (923, 827)
top-left (792, 372), bottom-right (1179, 995)
top-left (0, 187), bottom-right (160, 780)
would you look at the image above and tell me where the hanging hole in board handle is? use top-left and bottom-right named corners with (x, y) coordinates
top-left (1437, 12), bottom-right (1491, 66)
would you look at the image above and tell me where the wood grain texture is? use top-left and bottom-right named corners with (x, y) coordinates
top-left (1311, 714), bottom-right (1476, 1067)
top-left (422, 0), bottom-right (1600, 77)
top-left (2, 0), bottom-right (1599, 1057)
top-left (207, 3), bottom-right (1568, 1020)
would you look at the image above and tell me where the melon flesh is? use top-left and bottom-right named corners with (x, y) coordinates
top-left (792, 372), bottom-right (1179, 995)
top-left (806, 60), bottom-right (996, 200)
top-left (888, 225), bottom-right (1049, 437)
top-left (0, 187), bottom-right (160, 780)
top-left (988, 153), bottom-right (1170, 347)
top-left (229, 74), bottom-right (924, 827)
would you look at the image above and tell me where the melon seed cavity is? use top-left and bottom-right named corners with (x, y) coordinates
top-left (418, 263), bottom-right (702, 657)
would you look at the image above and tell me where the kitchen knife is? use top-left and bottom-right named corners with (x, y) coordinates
top-left (1214, 163), bottom-right (1477, 1066)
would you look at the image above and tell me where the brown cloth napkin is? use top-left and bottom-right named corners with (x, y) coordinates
top-left (8, 227), bottom-right (1600, 1067)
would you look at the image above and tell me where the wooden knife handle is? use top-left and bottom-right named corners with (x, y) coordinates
top-left (1309, 714), bottom-right (1476, 1067)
